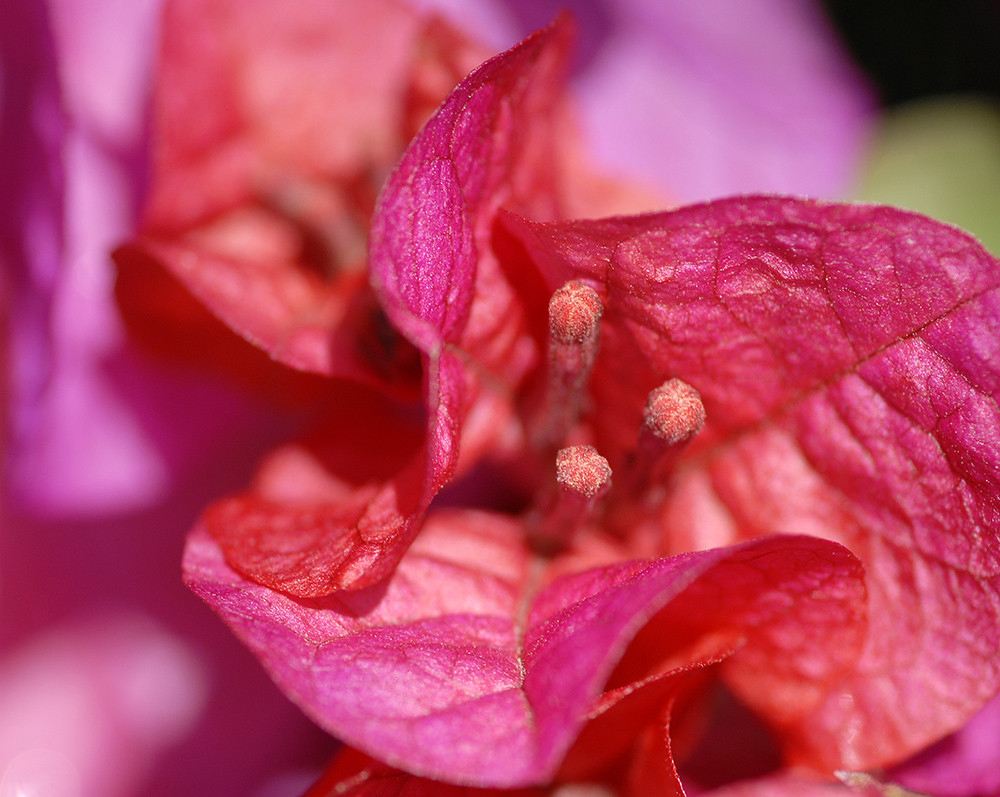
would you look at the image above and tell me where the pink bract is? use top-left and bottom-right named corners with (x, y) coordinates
top-left (184, 17), bottom-right (1000, 795)
top-left (186, 511), bottom-right (864, 788)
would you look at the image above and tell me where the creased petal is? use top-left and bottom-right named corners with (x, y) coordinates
top-left (184, 507), bottom-right (863, 787)
top-left (196, 376), bottom-right (424, 594)
top-left (114, 0), bottom-right (486, 393)
top-left (502, 196), bottom-right (1000, 771)
top-left (370, 18), bottom-right (571, 355)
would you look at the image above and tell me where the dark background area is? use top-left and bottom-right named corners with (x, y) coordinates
top-left (821, 0), bottom-right (1000, 105)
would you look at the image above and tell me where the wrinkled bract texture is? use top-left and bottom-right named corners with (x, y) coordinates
top-left (186, 513), bottom-right (864, 787)
top-left (501, 197), bottom-right (1000, 772)
top-left (181, 17), bottom-right (1000, 796)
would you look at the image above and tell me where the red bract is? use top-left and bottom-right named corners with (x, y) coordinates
top-left (113, 0), bottom-right (489, 398)
top-left (191, 19), bottom-right (568, 593)
top-left (178, 13), bottom-right (1000, 797)
top-left (120, 2), bottom-right (645, 596)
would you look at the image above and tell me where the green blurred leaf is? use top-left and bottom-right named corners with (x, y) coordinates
top-left (857, 95), bottom-right (1000, 255)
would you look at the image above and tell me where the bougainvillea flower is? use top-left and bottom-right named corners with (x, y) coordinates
top-left (182, 18), bottom-right (1000, 796)
top-left (3, 0), bottom-right (879, 794)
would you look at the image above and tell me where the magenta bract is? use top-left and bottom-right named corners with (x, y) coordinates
top-left (185, 510), bottom-right (864, 787)
top-left (501, 197), bottom-right (1000, 769)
